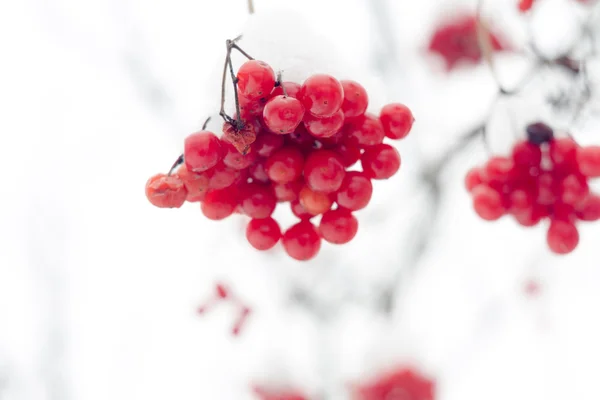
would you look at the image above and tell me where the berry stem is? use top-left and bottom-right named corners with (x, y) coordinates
top-left (219, 39), bottom-right (254, 128)
top-left (276, 71), bottom-right (288, 96)
top-left (226, 46), bottom-right (244, 129)
top-left (202, 116), bottom-right (211, 130)
top-left (219, 43), bottom-right (235, 125)
top-left (168, 154), bottom-right (184, 176)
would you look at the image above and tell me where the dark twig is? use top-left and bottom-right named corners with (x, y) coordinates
top-left (168, 154), bottom-right (184, 176)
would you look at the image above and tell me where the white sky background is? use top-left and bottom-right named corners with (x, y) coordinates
top-left (1, 0), bottom-right (600, 399)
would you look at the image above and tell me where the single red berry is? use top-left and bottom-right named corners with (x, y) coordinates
top-left (361, 143), bottom-right (401, 180)
top-left (282, 221), bottom-right (322, 261)
top-left (465, 167), bottom-right (483, 192)
top-left (236, 60), bottom-right (276, 101)
top-left (481, 156), bottom-right (515, 184)
top-left (291, 200), bottom-right (313, 220)
top-left (336, 172), bottom-right (373, 211)
top-left (513, 205), bottom-right (544, 227)
top-left (145, 173), bottom-right (188, 208)
top-left (222, 120), bottom-right (257, 155)
top-left (319, 208), bottom-right (359, 244)
top-left (512, 140), bottom-right (542, 168)
top-left (576, 145), bottom-right (600, 177)
top-left (472, 185), bottom-right (505, 221)
top-left (354, 367), bottom-right (435, 400)
top-left (340, 80), bottom-right (369, 118)
top-left (333, 137), bottom-right (362, 167)
top-left (518, 0), bottom-right (535, 12)
top-left (576, 194), bottom-right (600, 221)
top-left (508, 188), bottom-right (534, 213)
top-left (299, 186), bottom-right (333, 215)
top-left (238, 183), bottom-right (276, 219)
top-left (252, 132), bottom-right (285, 158)
top-left (273, 180), bottom-right (303, 202)
top-left (549, 137), bottom-right (578, 171)
top-left (201, 188), bottom-right (238, 220)
top-left (184, 131), bottom-right (222, 173)
top-left (380, 103), bottom-right (414, 140)
top-left (304, 109), bottom-right (345, 138)
top-left (246, 217), bottom-right (281, 251)
top-left (299, 74), bottom-right (344, 117)
top-left (269, 81), bottom-right (302, 99)
top-left (559, 174), bottom-right (589, 205)
top-left (221, 139), bottom-right (257, 170)
top-left (263, 95), bottom-right (305, 134)
top-left (345, 113), bottom-right (385, 147)
top-left (265, 147), bottom-right (304, 183)
top-left (178, 165), bottom-right (210, 201)
top-left (304, 150), bottom-right (346, 193)
top-left (547, 219), bottom-right (579, 254)
top-left (205, 161), bottom-right (240, 190)
top-left (248, 158), bottom-right (270, 183)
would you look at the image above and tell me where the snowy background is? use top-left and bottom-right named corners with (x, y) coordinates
top-left (2, 0), bottom-right (600, 399)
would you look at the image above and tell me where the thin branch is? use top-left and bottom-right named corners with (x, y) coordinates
top-left (247, 0), bottom-right (255, 15)
top-left (168, 154), bottom-right (184, 175)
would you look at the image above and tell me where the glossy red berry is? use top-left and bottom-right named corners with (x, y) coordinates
top-left (333, 137), bottom-right (362, 167)
top-left (482, 156), bottom-right (515, 184)
top-left (549, 137), bottom-right (578, 170)
top-left (273, 180), bottom-right (303, 202)
top-left (205, 161), bottom-right (240, 190)
top-left (380, 103), bottom-right (414, 140)
top-left (269, 81), bottom-right (301, 99)
top-left (319, 208), bottom-right (359, 244)
top-left (547, 219), bottom-right (579, 254)
top-left (345, 113), bottom-right (385, 147)
top-left (512, 140), bottom-right (542, 168)
top-left (559, 174), bottom-right (588, 205)
top-left (299, 186), bottom-right (333, 215)
top-left (248, 158), bottom-right (270, 183)
top-left (184, 131), bottom-right (222, 172)
top-left (236, 60), bottom-right (276, 101)
top-left (246, 217), bottom-right (281, 250)
top-left (252, 132), bottom-right (285, 158)
top-left (576, 145), bottom-right (600, 177)
top-left (472, 185), bottom-right (504, 221)
top-left (299, 74), bottom-right (344, 117)
top-left (465, 167), bottom-right (483, 192)
top-left (265, 147), bottom-right (304, 184)
top-left (576, 194), bottom-right (600, 221)
top-left (238, 183), bottom-right (276, 219)
top-left (518, 0), bottom-right (535, 12)
top-left (340, 80), bottom-right (368, 118)
top-left (145, 173), bottom-right (188, 208)
top-left (201, 188), bottom-right (238, 220)
top-left (336, 172), bottom-right (373, 211)
top-left (282, 221), bottom-right (321, 261)
top-left (263, 95), bottom-right (305, 134)
top-left (291, 200), bottom-right (313, 220)
top-left (177, 165), bottom-right (210, 201)
top-left (304, 109), bottom-right (345, 138)
top-left (304, 150), bottom-right (346, 193)
top-left (361, 144), bottom-right (401, 180)
top-left (221, 139), bottom-right (257, 170)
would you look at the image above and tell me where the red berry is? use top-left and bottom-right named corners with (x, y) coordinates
top-left (299, 186), bottom-right (333, 215)
top-left (285, 125), bottom-right (317, 153)
top-left (559, 174), bottom-right (588, 205)
top-left (509, 188), bottom-right (534, 213)
top-left (361, 143), bottom-right (401, 180)
top-left (336, 172), bottom-right (373, 211)
top-left (145, 173), bottom-right (188, 208)
top-left (177, 165), bottom-right (210, 201)
top-left (549, 137), bottom-right (578, 170)
top-left (299, 74), bottom-right (344, 117)
top-left (221, 139), bottom-right (257, 170)
top-left (576, 145), bottom-right (600, 177)
top-left (340, 80), bottom-right (368, 118)
top-left (304, 150), bottom-right (346, 193)
top-left (270, 81), bottom-right (301, 99)
top-left (380, 103), bottom-right (414, 140)
top-left (547, 219), bottom-right (579, 254)
top-left (465, 168), bottom-right (483, 192)
top-left (252, 132), bottom-right (285, 158)
top-left (481, 156), bottom-right (515, 184)
top-left (265, 147), bottom-right (304, 183)
top-left (513, 205), bottom-right (544, 227)
top-left (291, 200), bottom-right (313, 220)
top-left (472, 185), bottom-right (505, 221)
top-left (238, 183), bottom-right (276, 219)
top-left (304, 109), bottom-right (345, 138)
top-left (222, 120), bottom-right (257, 155)
top-left (204, 161), bottom-right (240, 190)
top-left (518, 0), bottom-right (535, 12)
top-left (576, 194), bottom-right (600, 221)
top-left (246, 217), bottom-right (281, 251)
top-left (512, 140), bottom-right (542, 168)
top-left (282, 221), bottom-right (321, 261)
top-left (345, 113), bottom-right (385, 147)
top-left (319, 208), bottom-right (359, 244)
top-left (248, 158), bottom-right (270, 183)
top-left (184, 131), bottom-right (222, 172)
top-left (263, 95), bottom-right (305, 134)
top-left (236, 60), bottom-right (276, 101)
top-left (333, 137), bottom-right (362, 167)
top-left (238, 93), bottom-right (266, 118)
top-left (201, 188), bottom-right (238, 220)
top-left (273, 180), bottom-right (303, 202)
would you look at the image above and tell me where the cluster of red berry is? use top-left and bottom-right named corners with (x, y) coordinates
top-left (466, 122), bottom-right (600, 254)
top-left (519, 0), bottom-right (593, 12)
top-left (145, 58), bottom-right (414, 261)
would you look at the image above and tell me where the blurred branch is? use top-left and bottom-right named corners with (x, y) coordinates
top-left (247, 0), bottom-right (255, 14)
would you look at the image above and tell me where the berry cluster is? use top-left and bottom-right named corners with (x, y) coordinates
top-left (466, 122), bottom-right (600, 254)
top-left (354, 367), bottom-right (435, 400)
top-left (428, 15), bottom-right (506, 71)
top-left (145, 57), bottom-right (414, 261)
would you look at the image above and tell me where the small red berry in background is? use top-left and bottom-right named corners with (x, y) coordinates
top-left (428, 15), bottom-right (506, 71)
top-left (252, 386), bottom-right (308, 400)
top-left (518, 0), bottom-right (535, 12)
top-left (145, 52), bottom-right (413, 260)
top-left (353, 367), bottom-right (435, 400)
top-left (145, 174), bottom-right (188, 208)
top-left (465, 121), bottom-right (600, 255)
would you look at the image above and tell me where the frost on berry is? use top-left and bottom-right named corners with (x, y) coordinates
top-left (353, 367), bottom-right (435, 400)
top-left (145, 173), bottom-right (188, 208)
top-left (177, 165), bottom-right (210, 202)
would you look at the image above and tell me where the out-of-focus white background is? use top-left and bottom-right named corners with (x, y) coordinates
top-left (1, 0), bottom-right (600, 399)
